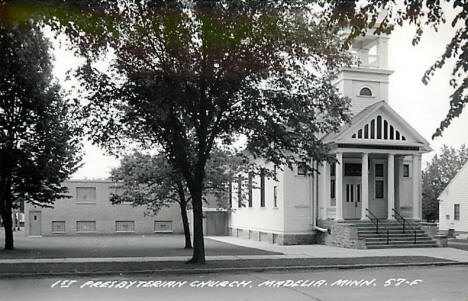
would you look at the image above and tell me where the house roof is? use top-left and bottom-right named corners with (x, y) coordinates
top-left (438, 160), bottom-right (468, 200)
top-left (322, 101), bottom-right (432, 152)
top-left (65, 179), bottom-right (116, 184)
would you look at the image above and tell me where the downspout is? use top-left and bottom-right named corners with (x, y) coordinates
top-left (314, 225), bottom-right (329, 233)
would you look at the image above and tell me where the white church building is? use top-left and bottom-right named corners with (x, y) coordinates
top-left (228, 31), bottom-right (438, 249)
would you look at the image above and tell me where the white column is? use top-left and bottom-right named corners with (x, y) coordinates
top-left (335, 152), bottom-right (343, 221)
top-left (412, 154), bottom-right (422, 220)
top-left (387, 154), bottom-right (395, 220)
top-left (311, 160), bottom-right (316, 227)
top-left (361, 153), bottom-right (369, 220)
top-left (319, 162), bottom-right (328, 220)
top-left (378, 37), bottom-right (389, 69)
top-left (418, 155), bottom-right (423, 220)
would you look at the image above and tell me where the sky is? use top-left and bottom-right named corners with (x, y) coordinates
top-left (388, 22), bottom-right (468, 165)
top-left (50, 10), bottom-right (467, 180)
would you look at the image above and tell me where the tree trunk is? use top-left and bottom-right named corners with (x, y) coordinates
top-left (1, 151), bottom-right (14, 250)
top-left (1, 209), bottom-right (14, 250)
top-left (187, 187), bottom-right (205, 264)
top-left (180, 202), bottom-right (192, 249)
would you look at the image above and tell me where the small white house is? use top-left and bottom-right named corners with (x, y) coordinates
top-left (229, 29), bottom-right (432, 246)
top-left (439, 161), bottom-right (468, 233)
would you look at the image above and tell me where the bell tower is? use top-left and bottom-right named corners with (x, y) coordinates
top-left (333, 31), bottom-right (393, 116)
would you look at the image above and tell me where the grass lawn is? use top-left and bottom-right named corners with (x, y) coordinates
top-left (0, 230), bottom-right (281, 259)
top-left (448, 239), bottom-right (468, 252)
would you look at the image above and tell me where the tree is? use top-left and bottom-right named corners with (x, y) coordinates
top-left (422, 144), bottom-right (468, 222)
top-left (2, 1), bottom-right (466, 138)
top-left (69, 2), bottom-right (349, 264)
top-left (2, 1), bottom-right (351, 263)
top-left (2, 0), bottom-right (464, 262)
top-left (111, 152), bottom-right (193, 249)
top-left (110, 149), bottom-right (237, 249)
top-left (322, 0), bottom-right (468, 138)
top-left (0, 24), bottom-right (82, 249)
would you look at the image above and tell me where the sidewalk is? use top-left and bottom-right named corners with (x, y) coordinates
top-left (208, 236), bottom-right (468, 263)
top-left (1, 235), bottom-right (468, 277)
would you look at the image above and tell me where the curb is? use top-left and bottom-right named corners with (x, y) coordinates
top-left (1, 260), bottom-right (466, 279)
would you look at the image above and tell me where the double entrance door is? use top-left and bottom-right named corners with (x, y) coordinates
top-left (343, 177), bottom-right (362, 219)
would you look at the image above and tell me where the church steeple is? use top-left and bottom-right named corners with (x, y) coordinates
top-left (333, 31), bottom-right (393, 116)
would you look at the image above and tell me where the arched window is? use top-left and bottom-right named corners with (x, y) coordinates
top-left (359, 87), bottom-right (372, 96)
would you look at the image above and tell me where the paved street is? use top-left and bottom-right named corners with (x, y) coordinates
top-left (0, 265), bottom-right (467, 301)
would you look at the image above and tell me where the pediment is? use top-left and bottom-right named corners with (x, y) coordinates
top-left (324, 101), bottom-right (431, 150)
top-left (350, 114), bottom-right (408, 141)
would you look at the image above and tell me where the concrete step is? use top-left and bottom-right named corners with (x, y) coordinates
top-left (354, 220), bottom-right (419, 224)
top-left (360, 222), bottom-right (437, 248)
top-left (356, 225), bottom-right (421, 230)
top-left (367, 243), bottom-right (438, 249)
top-left (359, 234), bottom-right (429, 239)
top-left (353, 223), bottom-right (414, 227)
top-left (358, 230), bottom-right (426, 235)
top-left (357, 228), bottom-right (422, 233)
top-left (366, 237), bottom-right (435, 246)
top-left (358, 230), bottom-right (425, 235)
top-left (356, 224), bottom-right (421, 229)
top-left (359, 235), bottom-right (432, 241)
top-left (337, 220), bottom-right (438, 249)
top-left (366, 238), bottom-right (435, 244)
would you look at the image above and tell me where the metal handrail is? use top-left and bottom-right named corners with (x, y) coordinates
top-left (366, 208), bottom-right (390, 244)
top-left (392, 208), bottom-right (417, 244)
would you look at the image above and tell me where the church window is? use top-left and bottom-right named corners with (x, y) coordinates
top-left (297, 162), bottom-right (307, 175)
top-left (359, 87), bottom-right (372, 96)
top-left (260, 169), bottom-right (265, 207)
top-left (403, 164), bottom-right (410, 177)
top-left (237, 176), bottom-right (242, 208)
top-left (248, 172), bottom-right (253, 207)
top-left (454, 204), bottom-right (460, 220)
top-left (330, 163), bottom-right (336, 205)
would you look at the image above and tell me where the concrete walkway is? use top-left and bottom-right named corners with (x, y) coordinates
top-left (208, 236), bottom-right (468, 263)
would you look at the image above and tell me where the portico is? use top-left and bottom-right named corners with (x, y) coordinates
top-left (329, 150), bottom-right (423, 221)
top-left (319, 101), bottom-right (431, 223)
